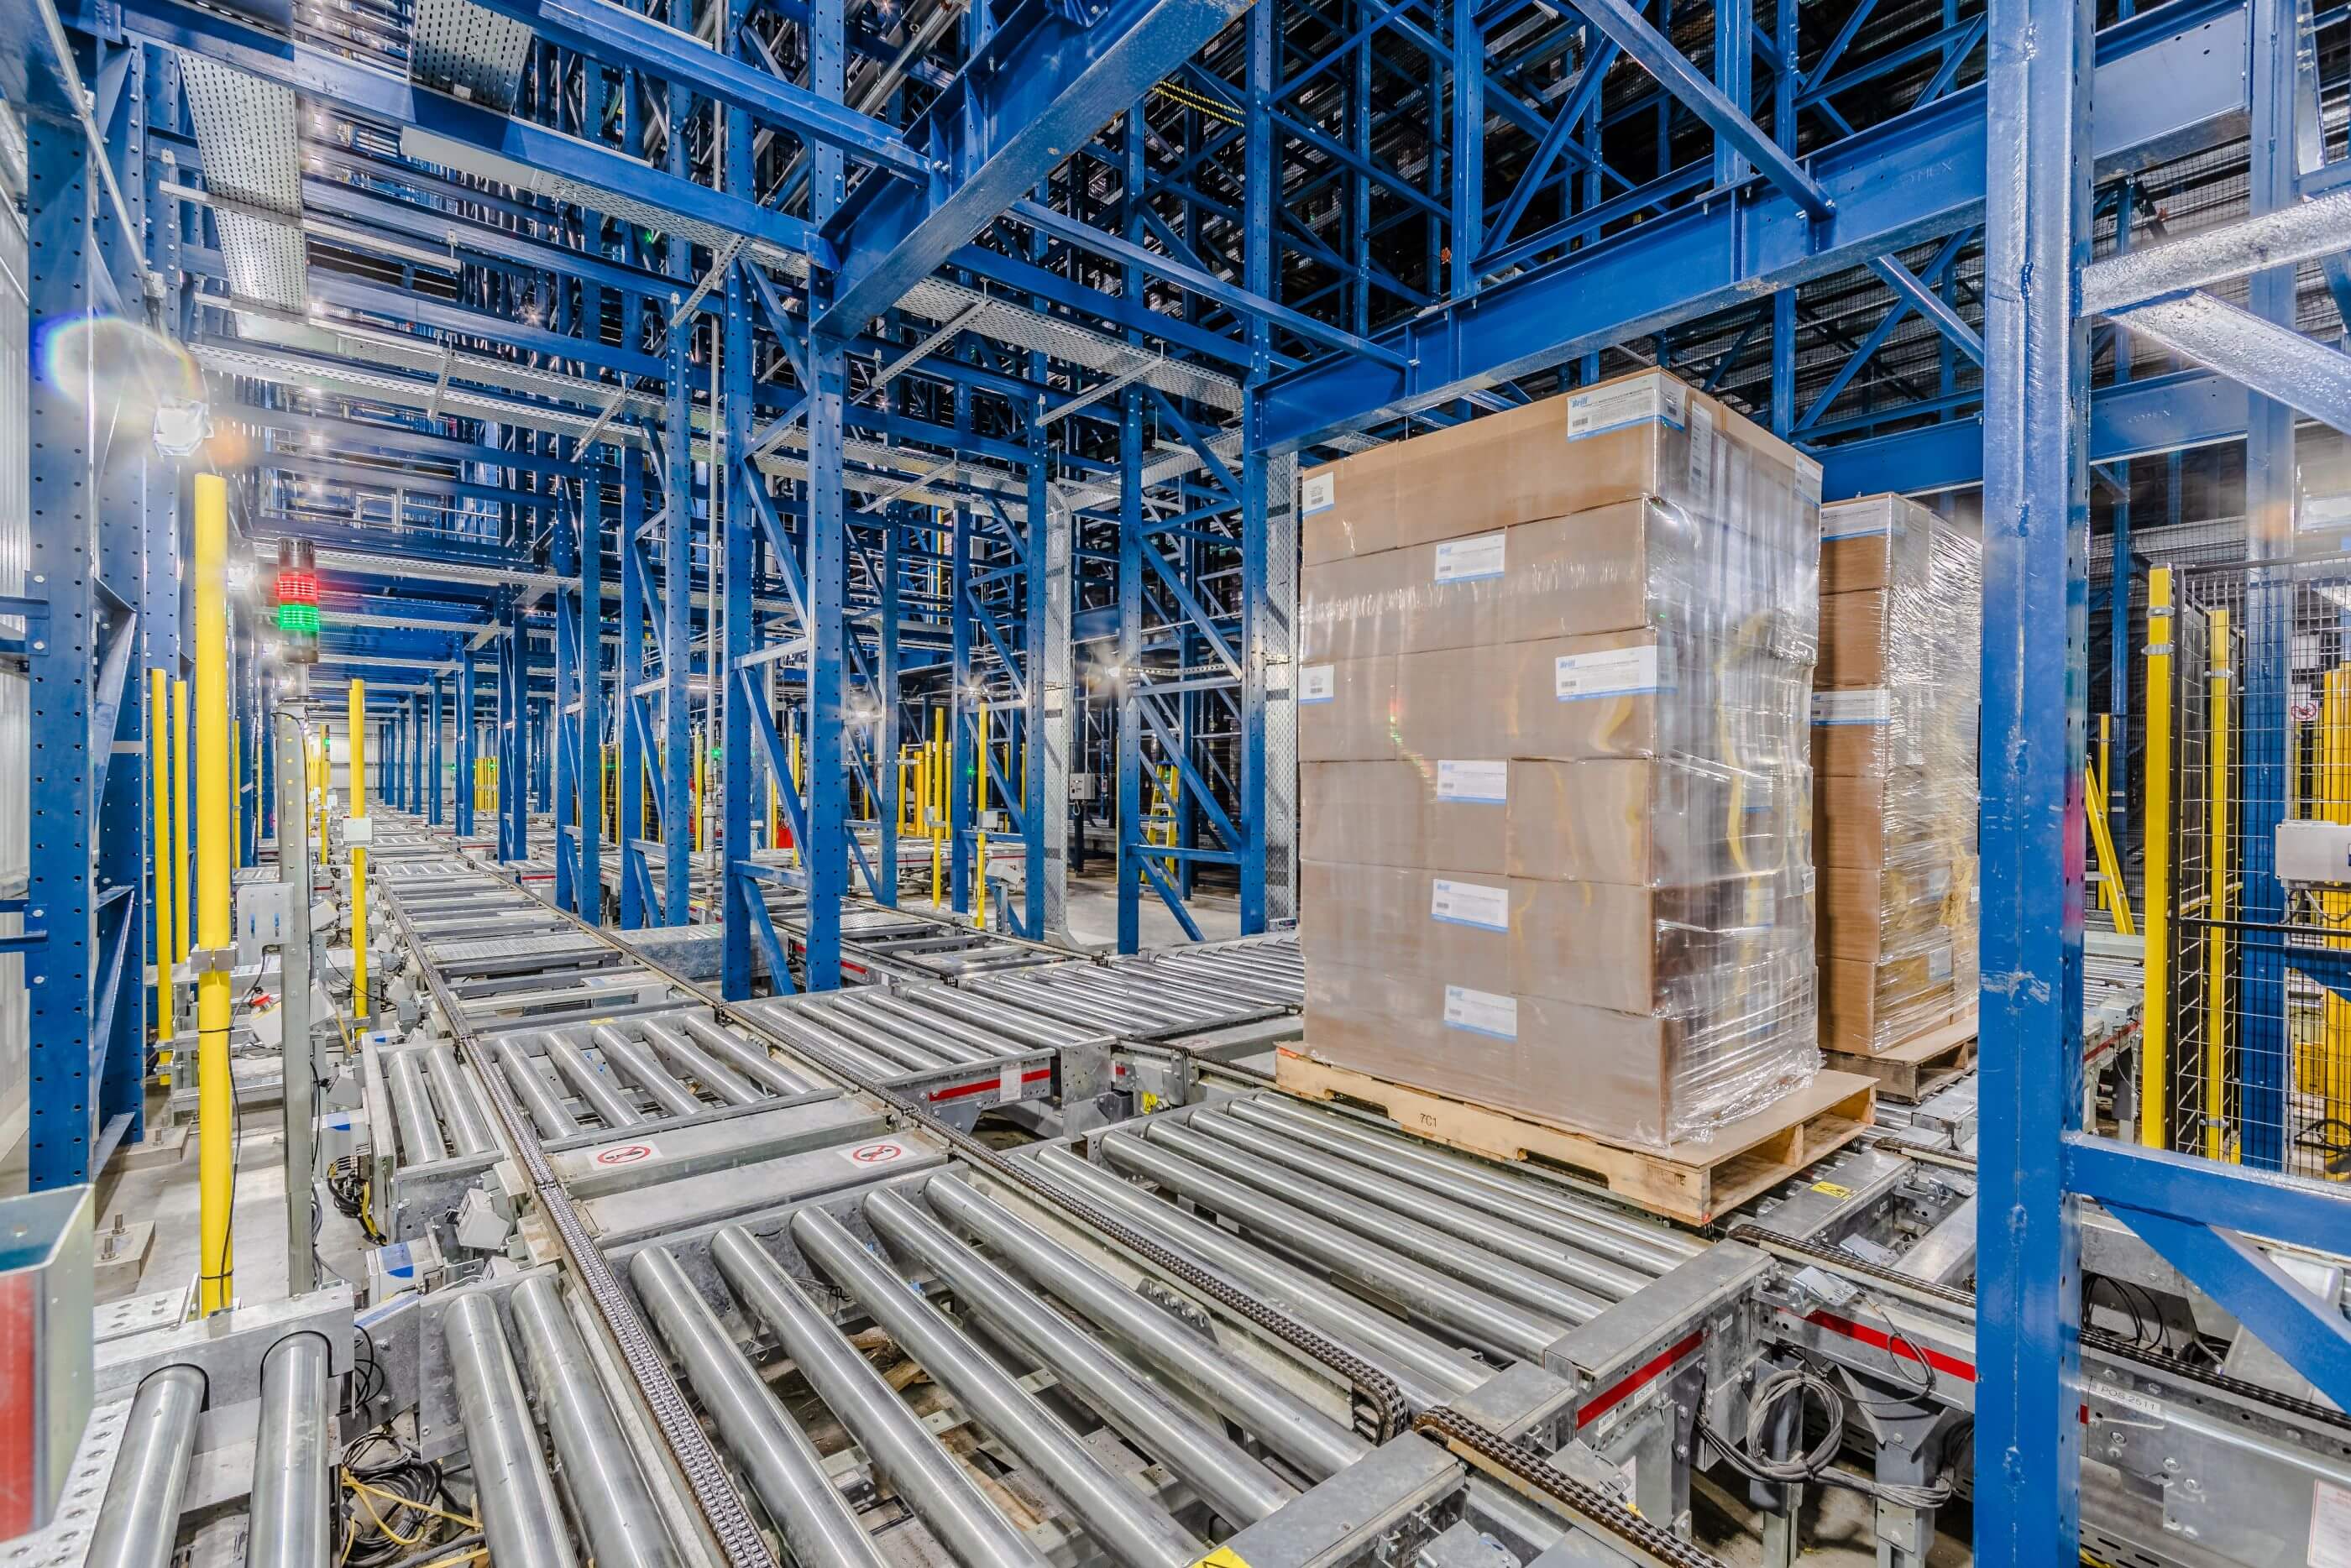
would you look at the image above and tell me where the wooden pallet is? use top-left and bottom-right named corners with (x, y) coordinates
top-left (1825, 1013), bottom-right (1978, 1104)
top-left (1273, 1050), bottom-right (1877, 1225)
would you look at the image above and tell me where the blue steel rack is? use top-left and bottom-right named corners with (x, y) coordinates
top-left (13, 0), bottom-right (2351, 1545)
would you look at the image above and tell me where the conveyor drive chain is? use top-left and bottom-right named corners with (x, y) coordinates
top-left (1412, 1409), bottom-right (1724, 1568)
top-left (753, 1022), bottom-right (1413, 1445)
top-left (741, 1020), bottom-right (1733, 1568)
top-left (406, 932), bottom-right (785, 1568)
top-left (1725, 1225), bottom-right (2351, 1437)
top-left (406, 875), bottom-right (1706, 1567)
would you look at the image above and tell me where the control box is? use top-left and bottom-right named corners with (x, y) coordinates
top-left (2275, 819), bottom-right (2351, 886)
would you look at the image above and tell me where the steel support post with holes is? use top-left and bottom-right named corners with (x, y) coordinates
top-left (23, 29), bottom-right (155, 1187)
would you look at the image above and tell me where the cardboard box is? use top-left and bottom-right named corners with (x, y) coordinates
top-left (1818, 590), bottom-right (1890, 689)
top-left (1818, 863), bottom-right (1957, 963)
top-left (1820, 948), bottom-right (1956, 1054)
top-left (1300, 368), bottom-right (1822, 566)
top-left (1301, 760), bottom-right (1509, 874)
top-left (1298, 860), bottom-right (1513, 994)
top-left (1820, 494), bottom-right (1927, 595)
top-left (1810, 689), bottom-right (1897, 779)
top-left (1301, 965), bottom-right (1819, 1150)
top-left (1298, 656), bottom-right (1398, 762)
top-left (1301, 533), bottom-right (1512, 661)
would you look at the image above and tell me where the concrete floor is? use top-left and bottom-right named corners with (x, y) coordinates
top-left (1057, 866), bottom-right (1245, 949)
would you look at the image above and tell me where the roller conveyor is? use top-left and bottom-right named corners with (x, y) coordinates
top-left (335, 832), bottom-right (2348, 1568)
top-left (738, 982), bottom-right (1104, 1129)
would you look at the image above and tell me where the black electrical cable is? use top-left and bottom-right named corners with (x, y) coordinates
top-left (1699, 1362), bottom-right (1955, 1512)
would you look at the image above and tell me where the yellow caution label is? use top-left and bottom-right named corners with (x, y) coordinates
top-left (1191, 1551), bottom-right (1251, 1568)
top-left (1810, 1181), bottom-right (1853, 1200)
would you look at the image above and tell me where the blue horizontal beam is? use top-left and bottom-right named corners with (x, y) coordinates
top-left (1254, 0), bottom-right (2254, 452)
top-left (103, 0), bottom-right (819, 259)
top-left (816, 0), bottom-right (1254, 335)
top-left (1010, 200), bottom-right (1406, 367)
top-left (467, 0), bottom-right (930, 179)
top-left (2066, 1134), bottom-right (2351, 1262)
top-left (1816, 367), bottom-right (2257, 499)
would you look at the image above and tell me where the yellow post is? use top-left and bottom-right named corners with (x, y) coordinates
top-left (2325, 666), bottom-right (2351, 1144)
top-left (193, 475), bottom-right (235, 1316)
top-left (692, 724), bottom-right (706, 853)
top-left (788, 724), bottom-right (804, 867)
top-left (348, 680), bottom-right (370, 1032)
top-left (149, 671), bottom-right (175, 1050)
top-left (929, 708), bottom-right (946, 905)
top-left (172, 677), bottom-right (192, 963)
top-left (2084, 766), bottom-right (2134, 936)
top-left (2204, 608), bottom-right (2231, 1161)
top-left (2093, 713), bottom-right (2113, 919)
top-left (2140, 566), bottom-right (2175, 1150)
top-left (976, 827), bottom-right (988, 928)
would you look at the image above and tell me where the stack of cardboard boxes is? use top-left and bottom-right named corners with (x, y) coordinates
top-left (1295, 368), bottom-right (1825, 1150)
top-left (1812, 494), bottom-right (1982, 1055)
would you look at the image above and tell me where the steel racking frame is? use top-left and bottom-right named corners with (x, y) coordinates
top-left (13, 0), bottom-right (2351, 1544)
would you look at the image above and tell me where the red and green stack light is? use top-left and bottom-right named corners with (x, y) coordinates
top-left (275, 538), bottom-right (320, 663)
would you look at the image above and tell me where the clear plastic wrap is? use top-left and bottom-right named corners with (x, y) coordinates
top-left (1812, 494), bottom-right (1982, 1053)
top-left (1296, 368), bottom-right (1823, 1150)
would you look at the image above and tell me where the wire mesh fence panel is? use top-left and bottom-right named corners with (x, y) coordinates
top-left (2167, 561), bottom-right (2351, 1179)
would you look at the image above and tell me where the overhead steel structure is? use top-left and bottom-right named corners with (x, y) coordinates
top-left (12, 0), bottom-right (2351, 1546)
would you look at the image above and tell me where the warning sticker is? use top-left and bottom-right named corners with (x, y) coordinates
top-left (841, 1139), bottom-right (913, 1168)
top-left (2311, 1478), bottom-right (2351, 1568)
top-left (593, 1141), bottom-right (661, 1168)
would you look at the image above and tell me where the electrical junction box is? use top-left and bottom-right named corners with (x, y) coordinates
top-left (2275, 819), bottom-right (2351, 886)
top-left (1071, 772), bottom-right (1101, 802)
top-left (237, 879), bottom-right (290, 965)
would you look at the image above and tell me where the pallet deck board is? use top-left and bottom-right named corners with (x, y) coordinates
top-left (1272, 1051), bottom-right (1877, 1225)
top-left (1825, 1013), bottom-right (1978, 1104)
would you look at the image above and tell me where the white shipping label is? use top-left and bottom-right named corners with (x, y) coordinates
top-left (1434, 531), bottom-right (1506, 583)
top-left (1811, 688), bottom-right (1892, 726)
top-left (1688, 401), bottom-right (1715, 499)
top-left (1443, 984), bottom-right (1519, 1039)
top-left (1926, 944), bottom-right (1954, 984)
top-left (2309, 1478), bottom-right (2351, 1568)
top-left (1555, 644), bottom-right (1660, 701)
top-left (1431, 878), bottom-right (1511, 931)
top-left (1436, 759), bottom-right (1509, 804)
top-left (1567, 373), bottom-right (1685, 439)
top-left (1300, 664), bottom-right (1336, 704)
top-left (1927, 866), bottom-right (1952, 900)
top-left (1301, 472), bottom-right (1337, 515)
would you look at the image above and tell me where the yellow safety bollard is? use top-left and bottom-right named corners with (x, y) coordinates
top-left (192, 476), bottom-right (234, 1316)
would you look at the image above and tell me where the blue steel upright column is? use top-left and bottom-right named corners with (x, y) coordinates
top-left (1976, 0), bottom-right (2092, 1553)
top-left (2233, 0), bottom-right (2301, 1168)
top-left (458, 650), bottom-right (476, 838)
top-left (429, 672), bottom-right (444, 825)
top-left (801, 0), bottom-right (850, 988)
top-left (579, 470), bottom-right (604, 924)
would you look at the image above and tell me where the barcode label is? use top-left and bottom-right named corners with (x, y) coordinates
top-left (1556, 645), bottom-right (1660, 700)
top-left (1436, 760), bottom-right (1508, 804)
top-left (1431, 878), bottom-right (1510, 931)
top-left (1443, 985), bottom-right (1518, 1039)
top-left (1434, 531), bottom-right (1506, 583)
